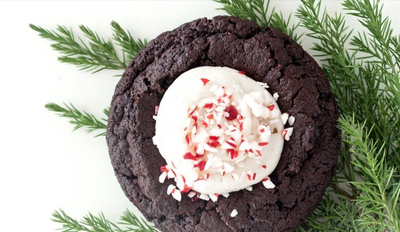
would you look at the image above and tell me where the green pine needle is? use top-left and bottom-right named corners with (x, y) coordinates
top-left (111, 21), bottom-right (148, 64)
top-left (45, 103), bottom-right (107, 137)
top-left (214, 0), bottom-right (303, 43)
top-left (51, 209), bottom-right (158, 232)
top-left (29, 23), bottom-right (146, 73)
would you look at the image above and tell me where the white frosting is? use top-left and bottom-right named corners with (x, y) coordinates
top-left (153, 66), bottom-right (284, 197)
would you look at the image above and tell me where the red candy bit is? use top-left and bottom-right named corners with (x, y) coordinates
top-left (282, 129), bottom-right (287, 138)
top-left (185, 134), bottom-right (190, 145)
top-left (226, 139), bottom-right (237, 148)
top-left (262, 177), bottom-right (269, 182)
top-left (252, 173), bottom-right (257, 180)
top-left (191, 115), bottom-right (198, 122)
top-left (207, 114), bottom-right (214, 119)
top-left (260, 128), bottom-right (265, 133)
top-left (209, 136), bottom-right (219, 141)
top-left (203, 103), bottom-right (214, 109)
top-left (201, 78), bottom-right (210, 86)
top-left (239, 122), bottom-right (244, 131)
top-left (160, 166), bottom-right (169, 173)
top-left (183, 152), bottom-right (197, 160)
top-left (246, 174), bottom-right (252, 181)
top-left (267, 105), bottom-right (275, 111)
top-left (154, 105), bottom-right (159, 115)
top-left (207, 140), bottom-right (220, 148)
top-left (238, 71), bottom-right (246, 75)
top-left (217, 124), bottom-right (222, 129)
top-left (258, 142), bottom-right (269, 146)
top-left (262, 165), bottom-right (267, 169)
top-left (181, 185), bottom-right (192, 193)
top-left (194, 161), bottom-right (207, 171)
top-left (224, 105), bottom-right (238, 121)
top-left (256, 150), bottom-right (262, 156)
top-left (227, 149), bottom-right (238, 159)
top-left (202, 121), bottom-right (208, 128)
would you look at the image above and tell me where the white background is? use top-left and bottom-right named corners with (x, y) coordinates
top-left (0, 1), bottom-right (399, 231)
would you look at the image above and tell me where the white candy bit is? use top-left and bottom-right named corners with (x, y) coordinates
top-left (209, 84), bottom-right (218, 92)
top-left (282, 127), bottom-right (294, 141)
top-left (243, 94), bottom-right (263, 117)
top-left (231, 173), bottom-right (239, 181)
top-left (188, 105), bottom-right (197, 115)
top-left (262, 177), bottom-right (276, 189)
top-left (250, 92), bottom-right (263, 104)
top-left (224, 163), bottom-right (235, 173)
top-left (222, 193), bottom-right (230, 198)
top-left (167, 170), bottom-right (176, 179)
top-left (246, 186), bottom-right (253, 191)
top-left (214, 87), bottom-right (225, 97)
top-left (176, 176), bottom-right (185, 191)
top-left (230, 209), bottom-right (238, 217)
top-left (152, 135), bottom-right (158, 145)
top-left (257, 81), bottom-right (269, 88)
top-left (209, 193), bottom-right (219, 202)
top-left (188, 191), bottom-right (196, 198)
top-left (273, 92), bottom-right (279, 101)
top-left (260, 107), bottom-right (270, 119)
top-left (159, 172), bottom-right (167, 183)
top-left (172, 189), bottom-right (182, 201)
top-left (239, 140), bottom-right (250, 151)
top-left (288, 116), bottom-right (295, 126)
top-left (259, 131), bottom-right (271, 142)
top-left (152, 115), bottom-right (157, 120)
top-left (188, 191), bottom-right (197, 198)
top-left (199, 193), bottom-right (210, 201)
top-left (196, 145), bottom-right (205, 155)
top-left (281, 113), bottom-right (289, 125)
top-left (167, 184), bottom-right (175, 195)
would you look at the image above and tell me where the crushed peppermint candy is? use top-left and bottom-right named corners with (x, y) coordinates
top-left (230, 209), bottom-right (238, 217)
top-left (153, 66), bottom-right (294, 202)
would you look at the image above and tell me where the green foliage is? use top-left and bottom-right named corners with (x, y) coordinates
top-left (215, 0), bottom-right (303, 42)
top-left (52, 209), bottom-right (158, 232)
top-left (30, 22), bottom-right (146, 73)
top-left (45, 103), bottom-right (108, 137)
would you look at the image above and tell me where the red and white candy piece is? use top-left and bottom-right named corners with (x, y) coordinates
top-left (282, 127), bottom-right (294, 141)
top-left (262, 177), bottom-right (275, 189)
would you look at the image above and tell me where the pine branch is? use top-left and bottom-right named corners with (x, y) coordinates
top-left (111, 21), bottom-right (148, 63)
top-left (214, 0), bottom-right (303, 43)
top-left (29, 23), bottom-right (146, 73)
top-left (339, 115), bottom-right (400, 232)
top-left (51, 209), bottom-right (159, 232)
top-left (45, 103), bottom-right (107, 137)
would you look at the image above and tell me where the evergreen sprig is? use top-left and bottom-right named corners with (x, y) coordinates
top-left (36, 0), bottom-right (400, 231)
top-left (215, 0), bottom-right (303, 42)
top-left (52, 209), bottom-right (158, 232)
top-left (30, 22), bottom-right (146, 73)
top-left (45, 103), bottom-right (108, 137)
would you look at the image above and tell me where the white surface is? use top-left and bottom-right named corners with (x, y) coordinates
top-left (0, 1), bottom-right (398, 231)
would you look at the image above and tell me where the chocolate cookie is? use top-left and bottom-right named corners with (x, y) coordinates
top-left (106, 16), bottom-right (340, 232)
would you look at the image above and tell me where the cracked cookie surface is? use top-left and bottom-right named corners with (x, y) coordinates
top-left (106, 16), bottom-right (340, 232)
